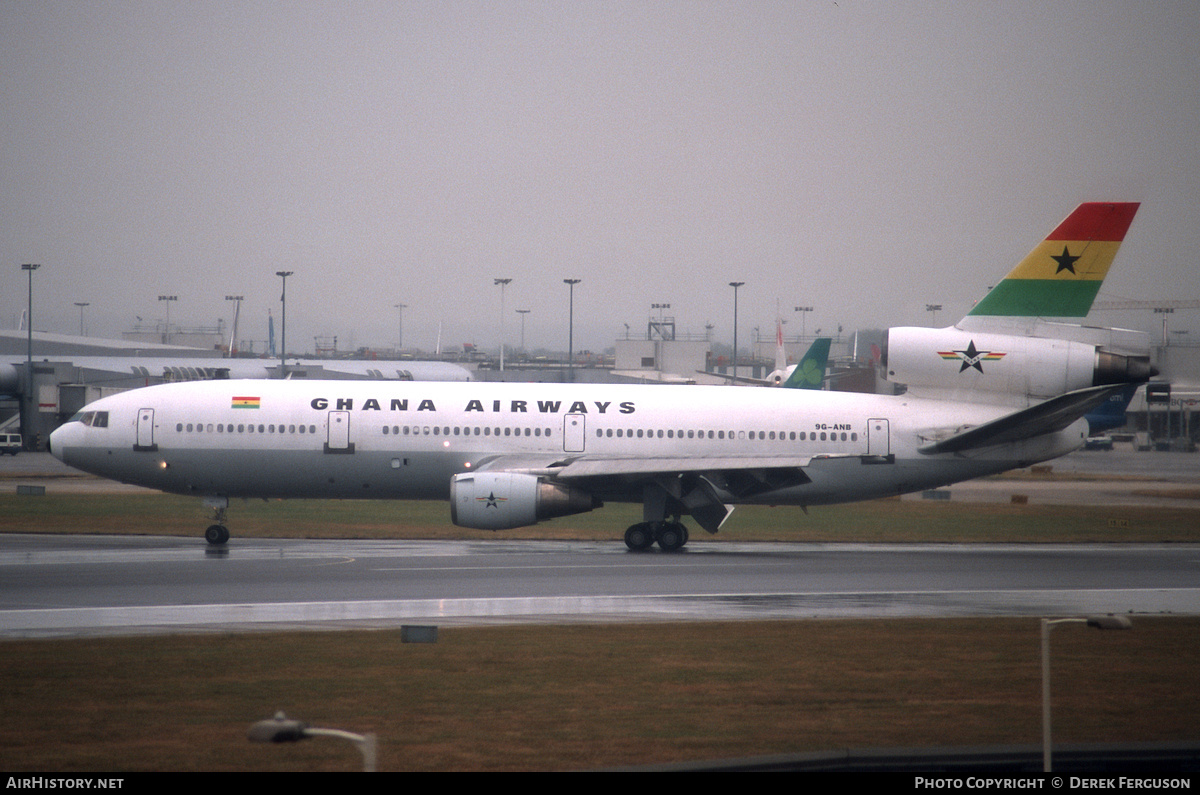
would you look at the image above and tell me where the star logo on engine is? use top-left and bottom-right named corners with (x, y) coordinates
top-left (937, 340), bottom-right (1007, 373)
top-left (477, 492), bottom-right (506, 508)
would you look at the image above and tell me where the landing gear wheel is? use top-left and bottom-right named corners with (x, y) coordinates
top-left (624, 523), bottom-right (655, 552)
top-left (655, 521), bottom-right (687, 552)
top-left (205, 524), bottom-right (230, 545)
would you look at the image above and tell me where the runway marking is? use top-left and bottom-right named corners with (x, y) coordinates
top-left (306, 556), bottom-right (357, 567)
top-left (372, 563), bottom-right (713, 572)
top-left (3, 587), bottom-right (1198, 638)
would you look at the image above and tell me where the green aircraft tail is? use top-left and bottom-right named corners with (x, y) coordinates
top-left (782, 337), bottom-right (831, 389)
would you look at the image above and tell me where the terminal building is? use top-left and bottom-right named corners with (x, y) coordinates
top-left (2, 320), bottom-right (1197, 453)
top-left (0, 330), bottom-right (470, 451)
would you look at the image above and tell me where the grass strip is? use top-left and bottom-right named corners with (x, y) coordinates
top-left (2, 492), bottom-right (1199, 543)
top-left (1, 618), bottom-right (1196, 771)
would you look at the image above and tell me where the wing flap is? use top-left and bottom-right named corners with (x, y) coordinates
top-left (554, 455), bottom-right (813, 479)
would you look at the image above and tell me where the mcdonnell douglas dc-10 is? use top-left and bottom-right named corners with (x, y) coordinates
top-left (50, 203), bottom-right (1152, 551)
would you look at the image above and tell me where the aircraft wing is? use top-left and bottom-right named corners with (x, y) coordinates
top-left (477, 452), bottom-right (813, 494)
top-left (917, 383), bottom-right (1130, 455)
top-left (474, 452), bottom-right (815, 532)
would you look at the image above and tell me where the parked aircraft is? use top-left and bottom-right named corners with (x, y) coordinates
top-left (779, 337), bottom-right (832, 389)
top-left (50, 203), bottom-right (1151, 550)
top-left (711, 330), bottom-right (831, 388)
top-left (1083, 382), bottom-right (1141, 435)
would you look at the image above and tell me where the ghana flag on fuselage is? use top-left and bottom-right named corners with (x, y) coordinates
top-left (968, 202), bottom-right (1139, 318)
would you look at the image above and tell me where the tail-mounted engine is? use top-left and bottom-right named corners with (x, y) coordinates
top-left (883, 326), bottom-right (1153, 400)
top-left (450, 472), bottom-right (597, 530)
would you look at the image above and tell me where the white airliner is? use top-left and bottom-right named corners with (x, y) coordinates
top-left (50, 203), bottom-right (1152, 551)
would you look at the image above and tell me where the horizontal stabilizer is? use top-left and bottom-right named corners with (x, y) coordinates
top-left (918, 384), bottom-right (1130, 455)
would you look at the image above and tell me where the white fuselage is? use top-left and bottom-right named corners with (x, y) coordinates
top-left (50, 379), bottom-right (1087, 511)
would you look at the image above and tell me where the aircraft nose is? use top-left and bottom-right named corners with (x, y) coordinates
top-left (48, 423), bottom-right (73, 463)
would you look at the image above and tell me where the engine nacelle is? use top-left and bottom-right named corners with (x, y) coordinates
top-left (883, 327), bottom-right (1152, 400)
top-left (450, 472), bottom-right (597, 530)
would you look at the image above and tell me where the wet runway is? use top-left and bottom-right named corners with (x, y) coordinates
top-left (2, 533), bottom-right (1197, 637)
top-left (2, 450), bottom-right (1199, 637)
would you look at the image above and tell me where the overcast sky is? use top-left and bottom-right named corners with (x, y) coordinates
top-left (2, 1), bottom-right (1197, 356)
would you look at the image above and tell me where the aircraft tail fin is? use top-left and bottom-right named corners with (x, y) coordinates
top-left (774, 319), bottom-right (787, 375)
top-left (782, 337), bottom-right (831, 390)
top-left (966, 202), bottom-right (1139, 319)
top-left (1084, 382), bottom-right (1140, 435)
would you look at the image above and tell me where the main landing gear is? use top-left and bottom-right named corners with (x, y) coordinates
top-left (203, 496), bottom-right (230, 546)
top-left (624, 520), bottom-right (690, 553)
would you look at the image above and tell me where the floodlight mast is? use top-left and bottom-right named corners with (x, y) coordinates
top-left (249, 711), bottom-right (377, 772)
top-left (1041, 615), bottom-right (1132, 772)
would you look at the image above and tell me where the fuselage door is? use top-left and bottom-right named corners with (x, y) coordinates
top-left (325, 410), bottom-right (355, 454)
top-left (134, 408), bottom-right (157, 452)
top-left (563, 413), bottom-right (586, 453)
top-left (867, 418), bottom-right (890, 456)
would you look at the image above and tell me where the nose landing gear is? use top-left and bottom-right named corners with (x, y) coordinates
top-left (203, 496), bottom-right (230, 545)
top-left (204, 524), bottom-right (230, 545)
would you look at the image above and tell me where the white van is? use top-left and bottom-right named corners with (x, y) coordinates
top-left (0, 433), bottom-right (21, 455)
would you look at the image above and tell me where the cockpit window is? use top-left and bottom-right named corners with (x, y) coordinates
top-left (69, 411), bottom-right (109, 428)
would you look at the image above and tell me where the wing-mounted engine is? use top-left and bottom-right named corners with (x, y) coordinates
top-left (450, 472), bottom-right (597, 530)
top-left (882, 326), bottom-right (1152, 402)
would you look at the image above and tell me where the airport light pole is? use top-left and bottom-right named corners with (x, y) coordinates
top-left (793, 305), bottom-right (813, 342)
top-left (1041, 615), bottom-right (1132, 772)
top-left (249, 712), bottom-right (377, 772)
top-left (926, 303), bottom-right (942, 327)
top-left (564, 279), bottom-right (581, 381)
top-left (494, 278), bottom-right (511, 371)
top-left (21, 264), bottom-right (39, 451)
top-left (394, 303), bottom-right (407, 353)
top-left (157, 295), bottom-right (178, 345)
top-left (516, 309), bottom-right (530, 355)
top-left (225, 295), bottom-right (243, 357)
top-left (730, 282), bottom-right (745, 384)
top-left (275, 271), bottom-right (293, 378)
top-left (74, 302), bottom-right (89, 336)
